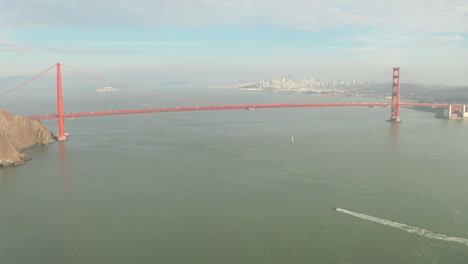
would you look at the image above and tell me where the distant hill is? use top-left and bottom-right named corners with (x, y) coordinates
top-left (349, 82), bottom-right (468, 104)
top-left (428, 86), bottom-right (468, 103)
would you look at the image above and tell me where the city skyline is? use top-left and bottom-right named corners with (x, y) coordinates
top-left (0, 0), bottom-right (467, 85)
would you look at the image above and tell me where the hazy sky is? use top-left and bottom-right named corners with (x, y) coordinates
top-left (1, 0), bottom-right (467, 85)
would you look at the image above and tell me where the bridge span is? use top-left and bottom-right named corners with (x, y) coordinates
top-left (27, 102), bottom-right (451, 121)
top-left (2, 63), bottom-right (467, 141)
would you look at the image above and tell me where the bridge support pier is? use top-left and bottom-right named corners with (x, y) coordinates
top-left (387, 67), bottom-right (402, 123)
top-left (56, 63), bottom-right (68, 141)
top-left (444, 104), bottom-right (468, 119)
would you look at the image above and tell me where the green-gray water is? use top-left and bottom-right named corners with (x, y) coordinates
top-left (1, 90), bottom-right (468, 263)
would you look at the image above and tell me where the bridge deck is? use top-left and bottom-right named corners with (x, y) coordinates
top-left (27, 102), bottom-right (451, 120)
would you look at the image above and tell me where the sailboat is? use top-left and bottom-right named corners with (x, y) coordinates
top-left (291, 136), bottom-right (295, 143)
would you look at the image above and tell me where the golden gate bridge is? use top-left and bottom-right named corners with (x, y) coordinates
top-left (0, 63), bottom-right (463, 141)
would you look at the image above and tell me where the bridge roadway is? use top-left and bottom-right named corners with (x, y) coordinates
top-left (26, 102), bottom-right (451, 120)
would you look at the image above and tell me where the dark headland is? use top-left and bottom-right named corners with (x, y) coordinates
top-left (0, 110), bottom-right (56, 166)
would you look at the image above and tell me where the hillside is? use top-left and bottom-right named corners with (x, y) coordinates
top-left (0, 110), bottom-right (55, 166)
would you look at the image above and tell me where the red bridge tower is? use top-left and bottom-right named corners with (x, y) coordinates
top-left (387, 67), bottom-right (402, 123)
top-left (56, 63), bottom-right (68, 141)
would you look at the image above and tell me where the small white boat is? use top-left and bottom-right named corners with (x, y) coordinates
top-left (291, 136), bottom-right (295, 143)
top-left (96, 86), bottom-right (118, 92)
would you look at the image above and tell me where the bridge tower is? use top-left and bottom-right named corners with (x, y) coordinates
top-left (387, 67), bottom-right (402, 123)
top-left (56, 63), bottom-right (68, 141)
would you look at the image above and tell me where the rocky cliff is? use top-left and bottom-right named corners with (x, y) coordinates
top-left (0, 110), bottom-right (56, 166)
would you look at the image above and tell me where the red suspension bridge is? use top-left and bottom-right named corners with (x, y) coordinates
top-left (1, 63), bottom-right (464, 141)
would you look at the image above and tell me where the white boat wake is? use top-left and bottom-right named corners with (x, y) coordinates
top-left (335, 208), bottom-right (468, 247)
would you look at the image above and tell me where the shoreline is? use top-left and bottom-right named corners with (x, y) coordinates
top-left (0, 142), bottom-right (56, 167)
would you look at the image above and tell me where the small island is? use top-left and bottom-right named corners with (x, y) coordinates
top-left (0, 110), bottom-right (56, 166)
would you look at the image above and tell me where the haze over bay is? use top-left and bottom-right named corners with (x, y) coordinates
top-left (1, 1), bottom-right (467, 263)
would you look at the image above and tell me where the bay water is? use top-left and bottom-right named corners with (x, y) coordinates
top-left (1, 89), bottom-right (468, 263)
